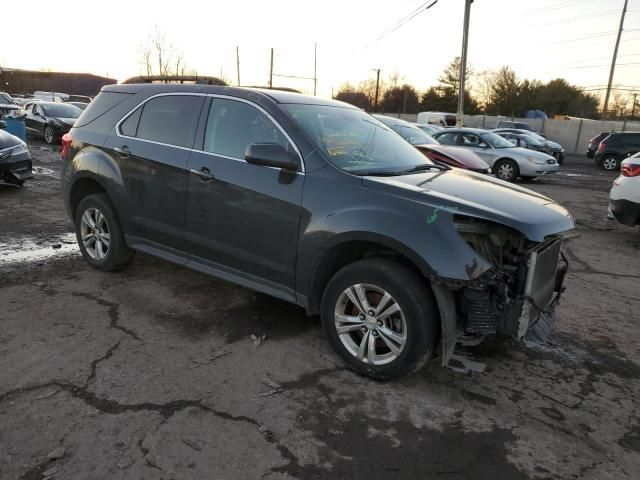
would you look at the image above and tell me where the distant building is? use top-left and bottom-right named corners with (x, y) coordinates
top-left (0, 68), bottom-right (116, 96)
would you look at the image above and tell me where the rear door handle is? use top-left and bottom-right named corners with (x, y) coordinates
top-left (114, 146), bottom-right (131, 157)
top-left (190, 167), bottom-right (216, 181)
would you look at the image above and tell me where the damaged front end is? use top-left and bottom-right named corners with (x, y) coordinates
top-left (433, 215), bottom-right (569, 367)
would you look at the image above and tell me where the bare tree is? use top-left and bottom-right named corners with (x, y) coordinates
top-left (139, 25), bottom-right (188, 78)
top-left (474, 70), bottom-right (497, 108)
top-left (611, 91), bottom-right (630, 119)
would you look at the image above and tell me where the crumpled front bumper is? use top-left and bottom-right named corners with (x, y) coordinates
top-left (0, 149), bottom-right (33, 184)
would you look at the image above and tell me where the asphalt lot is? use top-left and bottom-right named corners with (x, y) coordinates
top-left (1, 140), bottom-right (639, 480)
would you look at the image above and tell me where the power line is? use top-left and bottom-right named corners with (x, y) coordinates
top-left (563, 62), bottom-right (640, 69)
top-left (530, 9), bottom-right (620, 27)
top-left (535, 28), bottom-right (640, 46)
top-left (363, 0), bottom-right (438, 50)
top-left (527, 0), bottom-right (601, 15)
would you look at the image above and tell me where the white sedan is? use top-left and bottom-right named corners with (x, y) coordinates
top-left (609, 152), bottom-right (640, 228)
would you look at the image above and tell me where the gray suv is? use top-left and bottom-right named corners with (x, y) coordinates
top-left (62, 84), bottom-right (573, 379)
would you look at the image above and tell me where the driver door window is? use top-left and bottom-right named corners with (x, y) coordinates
top-left (461, 133), bottom-right (481, 147)
top-left (203, 98), bottom-right (292, 160)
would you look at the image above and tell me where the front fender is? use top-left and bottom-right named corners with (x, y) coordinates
top-left (296, 170), bottom-right (493, 299)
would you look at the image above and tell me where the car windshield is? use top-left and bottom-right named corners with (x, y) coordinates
top-left (0, 93), bottom-right (14, 104)
top-left (283, 104), bottom-right (435, 175)
top-left (42, 103), bottom-right (82, 118)
top-left (521, 134), bottom-right (545, 147)
top-left (395, 125), bottom-right (438, 145)
top-left (481, 132), bottom-right (515, 148)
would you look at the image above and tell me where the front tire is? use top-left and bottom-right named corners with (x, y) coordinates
top-left (75, 193), bottom-right (134, 271)
top-left (494, 159), bottom-right (520, 182)
top-left (44, 125), bottom-right (56, 145)
top-left (320, 259), bottom-right (439, 380)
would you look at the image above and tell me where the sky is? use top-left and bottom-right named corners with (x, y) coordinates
top-left (2, 0), bottom-right (639, 102)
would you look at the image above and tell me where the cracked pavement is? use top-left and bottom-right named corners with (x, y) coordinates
top-left (1, 141), bottom-right (639, 479)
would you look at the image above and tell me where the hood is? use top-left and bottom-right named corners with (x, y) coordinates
top-left (415, 145), bottom-right (490, 170)
top-left (0, 129), bottom-right (23, 150)
top-left (362, 168), bottom-right (574, 242)
top-left (514, 147), bottom-right (555, 161)
top-left (544, 140), bottom-right (563, 151)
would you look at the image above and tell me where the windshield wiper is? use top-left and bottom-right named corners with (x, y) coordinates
top-left (397, 164), bottom-right (449, 174)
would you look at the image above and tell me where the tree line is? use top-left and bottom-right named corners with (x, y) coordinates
top-left (334, 57), bottom-right (630, 120)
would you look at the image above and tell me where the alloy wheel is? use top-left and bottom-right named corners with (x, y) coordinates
top-left (80, 207), bottom-right (111, 261)
top-left (334, 283), bottom-right (407, 366)
top-left (602, 157), bottom-right (618, 171)
top-left (44, 126), bottom-right (54, 144)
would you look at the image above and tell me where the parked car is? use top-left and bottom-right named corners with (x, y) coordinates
top-left (495, 120), bottom-right (537, 133)
top-left (0, 92), bottom-right (16, 105)
top-left (66, 95), bottom-right (92, 103)
top-left (418, 145), bottom-right (492, 174)
top-left (594, 132), bottom-right (640, 171)
top-left (14, 98), bottom-right (41, 108)
top-left (586, 132), bottom-right (612, 160)
top-left (0, 120), bottom-right (32, 186)
top-left (432, 128), bottom-right (559, 182)
top-left (416, 111), bottom-right (457, 127)
top-left (24, 101), bottom-right (82, 144)
top-left (34, 91), bottom-right (68, 102)
top-left (493, 128), bottom-right (564, 164)
top-left (67, 102), bottom-right (89, 111)
top-left (609, 153), bottom-right (640, 228)
top-left (415, 123), bottom-right (443, 135)
top-left (374, 115), bottom-right (490, 173)
top-left (62, 84), bottom-right (573, 379)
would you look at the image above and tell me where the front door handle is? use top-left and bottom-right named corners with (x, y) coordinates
top-left (114, 146), bottom-right (131, 157)
top-left (190, 167), bottom-right (216, 181)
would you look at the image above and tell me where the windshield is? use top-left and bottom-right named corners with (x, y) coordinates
top-left (481, 132), bottom-right (515, 149)
top-left (41, 103), bottom-right (82, 118)
top-left (394, 125), bottom-right (438, 145)
top-left (0, 93), bottom-right (14, 104)
top-left (283, 104), bottom-right (435, 175)
top-left (521, 134), bottom-right (545, 147)
top-left (526, 131), bottom-right (546, 142)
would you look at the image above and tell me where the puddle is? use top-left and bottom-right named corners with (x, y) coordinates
top-left (32, 166), bottom-right (59, 178)
top-left (0, 233), bottom-right (79, 266)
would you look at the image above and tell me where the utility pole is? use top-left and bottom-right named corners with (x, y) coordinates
top-left (313, 43), bottom-right (317, 96)
top-left (632, 92), bottom-right (638, 119)
top-left (456, 0), bottom-right (472, 127)
top-left (374, 68), bottom-right (381, 112)
top-left (269, 48), bottom-right (274, 89)
top-left (236, 46), bottom-right (240, 86)
top-left (601, 0), bottom-right (628, 120)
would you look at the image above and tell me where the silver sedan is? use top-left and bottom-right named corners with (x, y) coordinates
top-left (432, 128), bottom-right (559, 182)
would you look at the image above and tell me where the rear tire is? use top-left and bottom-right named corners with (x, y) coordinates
top-left (75, 193), bottom-right (134, 271)
top-left (494, 159), bottom-right (520, 182)
top-left (600, 154), bottom-right (619, 171)
top-left (320, 259), bottom-right (439, 380)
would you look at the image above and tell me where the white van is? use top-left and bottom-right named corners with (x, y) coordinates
top-left (417, 111), bottom-right (457, 128)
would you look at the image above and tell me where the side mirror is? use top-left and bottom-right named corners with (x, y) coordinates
top-left (245, 143), bottom-right (299, 171)
top-left (0, 120), bottom-right (6, 129)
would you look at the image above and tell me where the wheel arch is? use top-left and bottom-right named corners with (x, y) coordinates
top-left (305, 233), bottom-right (434, 316)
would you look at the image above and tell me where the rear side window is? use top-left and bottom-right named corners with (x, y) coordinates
top-left (120, 107), bottom-right (142, 137)
top-left (625, 133), bottom-right (640, 146)
top-left (203, 98), bottom-right (290, 159)
top-left (134, 95), bottom-right (203, 148)
top-left (75, 91), bottom-right (132, 127)
top-left (435, 132), bottom-right (459, 145)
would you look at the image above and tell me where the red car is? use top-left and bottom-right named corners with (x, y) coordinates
top-left (416, 144), bottom-right (491, 174)
top-left (373, 115), bottom-right (491, 174)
